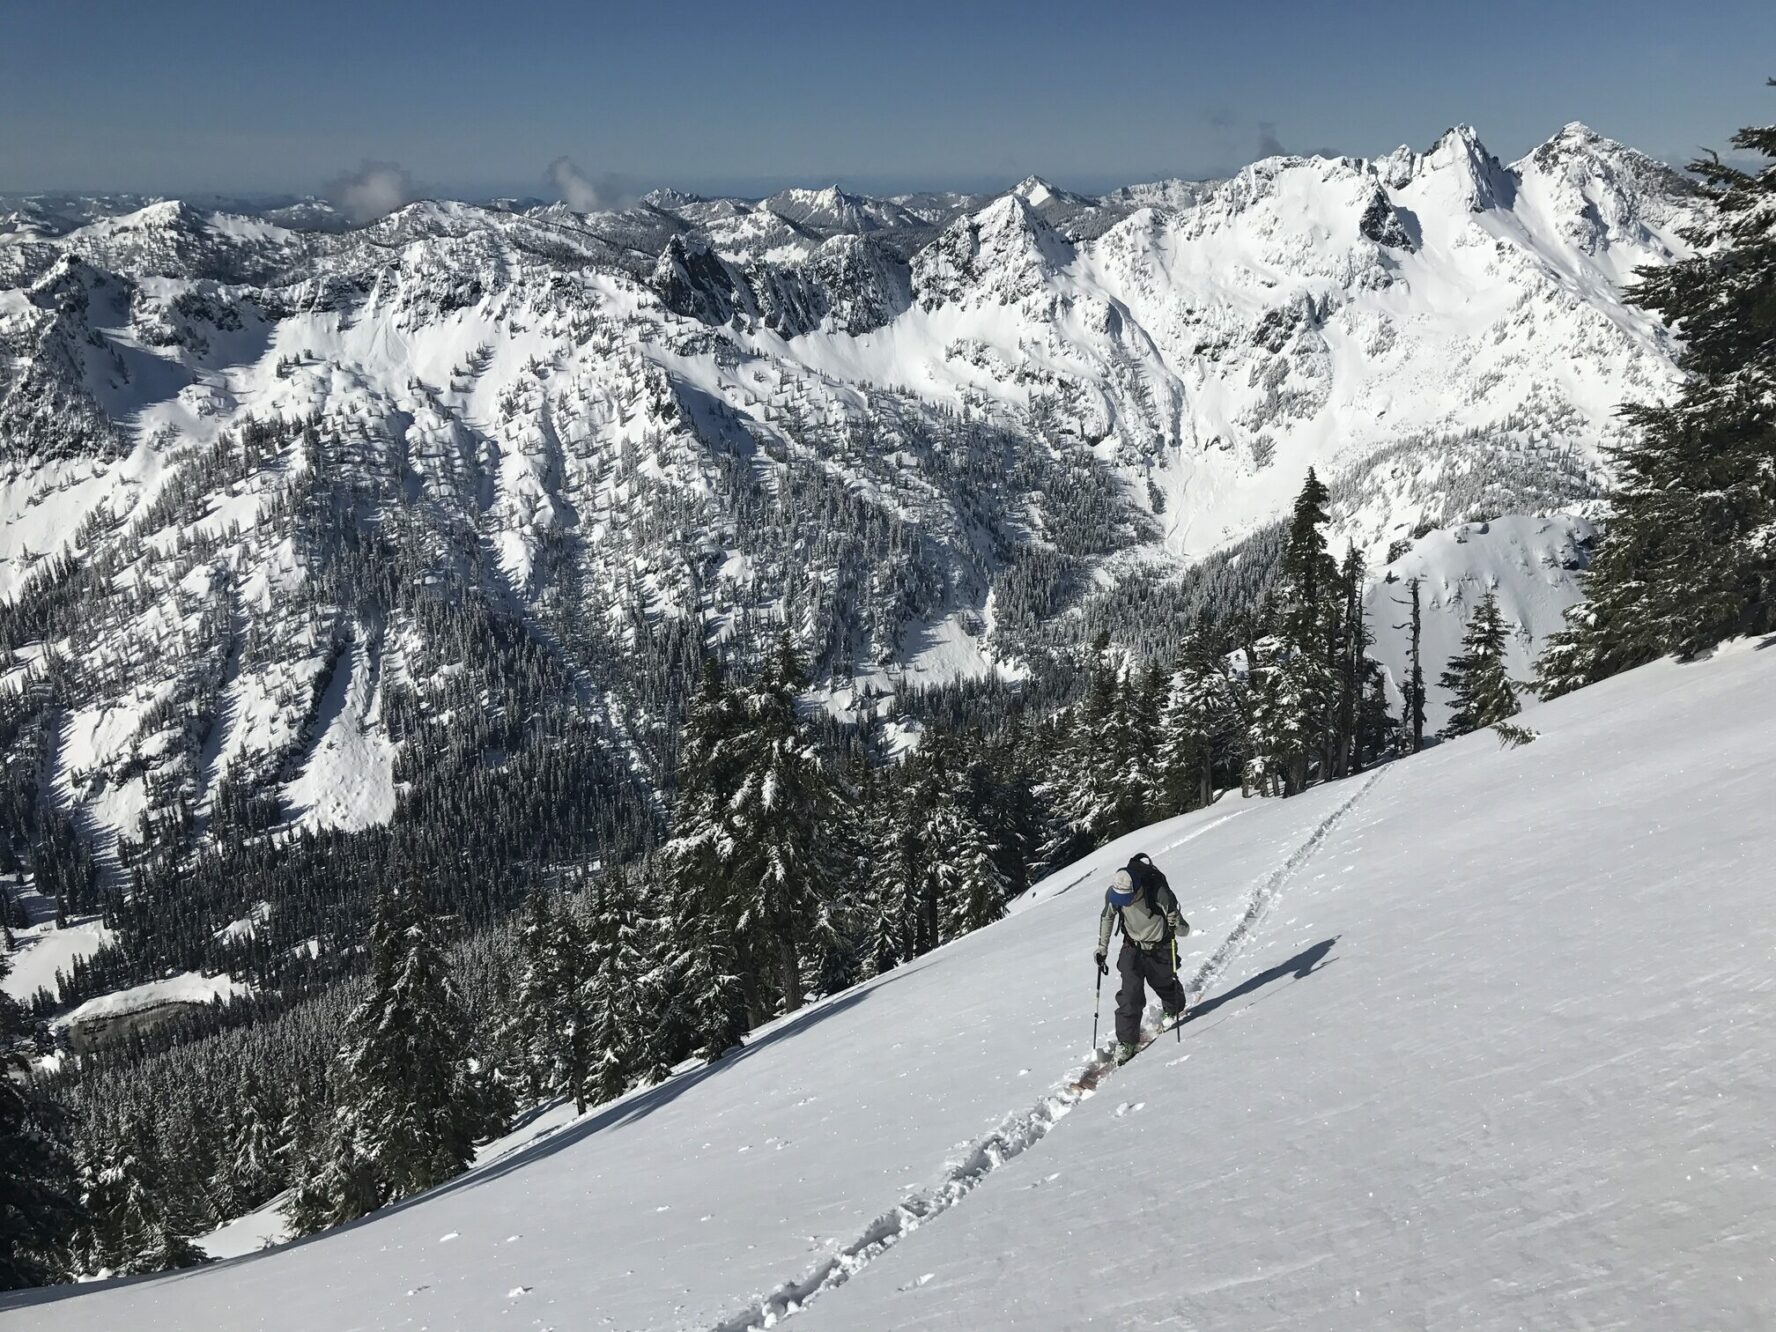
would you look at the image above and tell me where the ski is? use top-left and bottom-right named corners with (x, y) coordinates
top-left (1067, 1000), bottom-right (1197, 1093)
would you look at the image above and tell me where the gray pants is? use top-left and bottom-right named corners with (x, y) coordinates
top-left (1116, 940), bottom-right (1187, 1045)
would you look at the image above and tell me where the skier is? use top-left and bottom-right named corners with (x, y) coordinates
top-left (1094, 852), bottom-right (1191, 1064)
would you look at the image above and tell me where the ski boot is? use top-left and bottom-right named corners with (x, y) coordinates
top-left (1114, 1041), bottom-right (1139, 1066)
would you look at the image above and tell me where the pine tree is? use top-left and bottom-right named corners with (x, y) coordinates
top-left (75, 1109), bottom-right (207, 1277)
top-left (662, 656), bottom-right (755, 1012)
top-left (1244, 633), bottom-right (1319, 796)
top-left (1355, 658), bottom-right (1395, 769)
top-left (332, 875), bottom-right (486, 1209)
top-left (283, 1114), bottom-right (377, 1236)
top-left (1265, 471), bottom-right (1340, 791)
top-left (860, 765), bottom-right (920, 977)
top-left (722, 635), bottom-right (842, 1014)
top-left (214, 1067), bottom-right (285, 1217)
top-left (0, 948), bottom-right (81, 1289)
top-left (1155, 632), bottom-right (1232, 814)
top-left (1540, 91), bottom-right (1776, 690)
top-left (502, 885), bottom-right (585, 1105)
top-left (579, 871), bottom-right (641, 1102)
top-left (928, 761), bottom-right (1007, 942)
top-left (1051, 638), bottom-right (1154, 845)
top-left (1332, 544), bottom-right (1371, 777)
top-left (1440, 591), bottom-right (1521, 738)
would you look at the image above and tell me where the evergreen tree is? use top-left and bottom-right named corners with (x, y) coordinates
top-left (1244, 633), bottom-right (1319, 797)
top-left (1155, 632), bottom-right (1232, 814)
top-left (214, 1067), bottom-right (285, 1218)
top-left (927, 760), bottom-right (1008, 942)
top-left (502, 886), bottom-right (586, 1105)
top-left (331, 875), bottom-right (487, 1210)
top-left (1440, 591), bottom-right (1522, 738)
top-left (723, 635), bottom-right (842, 1013)
top-left (75, 1109), bottom-right (207, 1277)
top-left (1356, 658), bottom-right (1395, 769)
top-left (1540, 91), bottom-right (1776, 690)
top-left (662, 657), bottom-right (756, 1020)
top-left (859, 764), bottom-right (920, 977)
top-left (579, 872), bottom-right (642, 1101)
top-left (1264, 471), bottom-right (1339, 792)
top-left (1332, 544), bottom-right (1371, 777)
top-left (283, 1114), bottom-right (377, 1236)
top-left (1050, 637), bottom-right (1154, 846)
top-left (0, 948), bottom-right (81, 1289)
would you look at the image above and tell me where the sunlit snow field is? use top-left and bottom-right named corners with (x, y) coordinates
top-left (6, 641), bottom-right (1772, 1330)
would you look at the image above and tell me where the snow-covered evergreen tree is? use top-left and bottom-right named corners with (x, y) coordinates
top-left (282, 1115), bottom-right (377, 1236)
top-left (0, 949), bottom-right (81, 1289)
top-left (1258, 470), bottom-right (1340, 792)
top-left (213, 1067), bottom-right (285, 1218)
top-left (1540, 93), bottom-right (1776, 689)
top-left (1155, 632), bottom-right (1234, 814)
top-left (859, 762), bottom-right (921, 977)
top-left (331, 876), bottom-right (487, 1208)
top-left (1440, 591), bottom-right (1522, 738)
top-left (1356, 658), bottom-right (1395, 769)
top-left (1244, 633), bottom-right (1322, 797)
top-left (931, 773), bottom-right (1008, 941)
top-left (579, 868), bottom-right (643, 1098)
top-left (722, 635), bottom-right (843, 1013)
top-left (75, 1109), bottom-right (207, 1277)
top-left (502, 885), bottom-right (586, 1105)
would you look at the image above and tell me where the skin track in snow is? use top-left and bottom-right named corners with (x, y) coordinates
top-left (5, 645), bottom-right (1773, 1331)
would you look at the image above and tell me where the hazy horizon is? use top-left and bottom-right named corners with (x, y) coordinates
top-left (2, 0), bottom-right (1772, 209)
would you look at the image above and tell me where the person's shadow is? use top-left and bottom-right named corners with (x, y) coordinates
top-left (1189, 936), bottom-right (1338, 1024)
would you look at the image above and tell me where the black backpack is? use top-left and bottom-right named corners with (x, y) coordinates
top-left (1125, 853), bottom-right (1170, 913)
top-left (1115, 853), bottom-right (1174, 941)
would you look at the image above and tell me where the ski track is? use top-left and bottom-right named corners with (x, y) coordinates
top-left (705, 771), bottom-right (1384, 1332)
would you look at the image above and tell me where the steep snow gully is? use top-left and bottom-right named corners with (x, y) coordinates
top-left (711, 772), bottom-right (1385, 1331)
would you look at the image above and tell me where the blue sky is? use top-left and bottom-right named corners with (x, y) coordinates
top-left (3, 0), bottom-right (1771, 199)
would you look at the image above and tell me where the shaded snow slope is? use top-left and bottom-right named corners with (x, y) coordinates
top-left (8, 643), bottom-right (1773, 1330)
top-left (1365, 511), bottom-right (1594, 733)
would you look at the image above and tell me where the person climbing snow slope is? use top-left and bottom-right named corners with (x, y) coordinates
top-left (1094, 852), bottom-right (1192, 1064)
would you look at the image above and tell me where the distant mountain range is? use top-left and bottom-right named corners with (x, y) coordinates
top-left (0, 122), bottom-right (1694, 893)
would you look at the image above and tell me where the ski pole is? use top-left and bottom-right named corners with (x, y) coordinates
top-left (1173, 937), bottom-right (1182, 1043)
top-left (1092, 962), bottom-right (1104, 1049)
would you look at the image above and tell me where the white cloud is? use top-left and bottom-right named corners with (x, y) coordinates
top-left (326, 160), bottom-right (417, 223)
top-left (546, 157), bottom-right (634, 213)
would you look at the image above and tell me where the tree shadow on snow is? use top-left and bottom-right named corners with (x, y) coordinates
top-left (1188, 936), bottom-right (1339, 1027)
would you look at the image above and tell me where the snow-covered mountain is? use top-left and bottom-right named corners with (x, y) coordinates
top-left (0, 124), bottom-right (1695, 894)
top-left (7, 641), bottom-right (1770, 1331)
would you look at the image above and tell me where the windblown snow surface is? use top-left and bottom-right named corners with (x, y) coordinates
top-left (7, 644), bottom-right (1773, 1331)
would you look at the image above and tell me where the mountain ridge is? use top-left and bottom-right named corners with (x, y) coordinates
top-left (0, 120), bottom-right (1697, 964)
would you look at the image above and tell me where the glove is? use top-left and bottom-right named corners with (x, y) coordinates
top-left (1094, 950), bottom-right (1109, 976)
top-left (1170, 914), bottom-right (1191, 938)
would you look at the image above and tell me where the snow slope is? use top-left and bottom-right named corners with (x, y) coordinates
top-left (6, 645), bottom-right (1773, 1330)
top-left (1365, 512), bottom-right (1594, 733)
top-left (0, 917), bottom-right (116, 1004)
